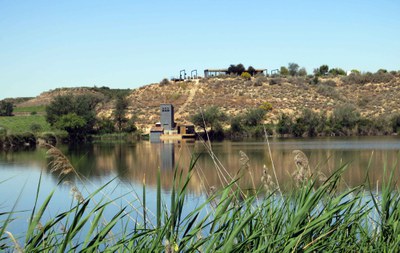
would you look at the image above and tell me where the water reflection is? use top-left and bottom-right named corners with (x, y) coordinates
top-left (1, 137), bottom-right (400, 193)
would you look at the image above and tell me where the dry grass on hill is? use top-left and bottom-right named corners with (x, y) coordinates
top-left (12, 75), bottom-right (400, 131)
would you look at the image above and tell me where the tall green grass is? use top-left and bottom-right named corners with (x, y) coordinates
top-left (1, 146), bottom-right (400, 252)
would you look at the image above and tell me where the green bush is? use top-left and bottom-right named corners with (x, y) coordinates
top-left (159, 78), bottom-right (170, 86)
top-left (0, 101), bottom-right (13, 116)
top-left (97, 118), bottom-right (115, 134)
top-left (276, 113), bottom-right (292, 135)
top-left (242, 108), bottom-right (266, 127)
top-left (280, 66), bottom-right (289, 76)
top-left (30, 123), bottom-right (42, 133)
top-left (329, 68), bottom-right (346, 76)
top-left (391, 114), bottom-right (400, 133)
top-left (229, 116), bottom-right (242, 133)
top-left (241, 72), bottom-right (251, 80)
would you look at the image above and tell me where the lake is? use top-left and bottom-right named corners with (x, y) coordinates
top-left (1, 136), bottom-right (400, 235)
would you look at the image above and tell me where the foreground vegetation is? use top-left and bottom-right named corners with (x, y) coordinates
top-left (1, 145), bottom-right (400, 252)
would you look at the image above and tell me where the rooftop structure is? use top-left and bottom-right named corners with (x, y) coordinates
top-left (204, 68), bottom-right (267, 78)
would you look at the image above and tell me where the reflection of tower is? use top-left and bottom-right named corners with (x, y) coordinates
top-left (160, 104), bottom-right (174, 130)
top-left (160, 143), bottom-right (175, 170)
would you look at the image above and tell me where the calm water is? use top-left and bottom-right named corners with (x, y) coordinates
top-left (1, 136), bottom-right (400, 234)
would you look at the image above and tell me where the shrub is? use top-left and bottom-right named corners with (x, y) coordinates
top-left (242, 108), bottom-right (266, 127)
top-left (330, 104), bottom-right (360, 135)
top-left (160, 78), bottom-right (170, 86)
top-left (342, 72), bottom-right (394, 85)
top-left (0, 126), bottom-right (6, 136)
top-left (288, 63), bottom-right (300, 76)
top-left (259, 102), bottom-right (273, 112)
top-left (30, 123), bottom-right (42, 133)
top-left (97, 118), bottom-right (115, 134)
top-left (391, 114), bottom-right (400, 133)
top-left (269, 78), bottom-right (283, 85)
top-left (253, 78), bottom-right (263, 86)
top-left (298, 67), bottom-right (307, 76)
top-left (280, 66), bottom-right (289, 76)
top-left (329, 68), bottom-right (346, 76)
top-left (230, 115), bottom-right (242, 133)
top-left (321, 80), bottom-right (337, 87)
top-left (0, 101), bottom-right (13, 116)
top-left (241, 72), bottom-right (251, 80)
top-left (276, 113), bottom-right (292, 135)
top-left (316, 85), bottom-right (340, 99)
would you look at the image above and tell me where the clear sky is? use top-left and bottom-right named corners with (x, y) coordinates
top-left (0, 0), bottom-right (399, 99)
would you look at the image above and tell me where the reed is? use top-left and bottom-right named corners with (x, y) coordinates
top-left (1, 146), bottom-right (400, 252)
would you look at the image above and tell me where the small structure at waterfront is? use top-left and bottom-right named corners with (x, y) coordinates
top-left (150, 104), bottom-right (196, 142)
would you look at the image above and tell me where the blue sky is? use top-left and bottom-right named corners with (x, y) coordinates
top-left (0, 0), bottom-right (399, 99)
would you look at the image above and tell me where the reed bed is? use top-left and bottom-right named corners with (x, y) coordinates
top-left (1, 144), bottom-right (400, 252)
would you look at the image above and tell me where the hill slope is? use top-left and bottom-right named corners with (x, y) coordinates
top-left (12, 74), bottom-right (400, 132)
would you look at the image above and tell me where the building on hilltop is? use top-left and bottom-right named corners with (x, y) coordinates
top-left (150, 104), bottom-right (196, 142)
top-left (204, 68), bottom-right (267, 78)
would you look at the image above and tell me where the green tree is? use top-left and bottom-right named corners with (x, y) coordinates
top-left (298, 67), bottom-right (307, 77)
top-left (288, 63), bottom-right (300, 76)
top-left (247, 66), bottom-right (256, 76)
top-left (280, 66), bottom-right (289, 76)
top-left (329, 68), bottom-right (346, 76)
top-left (46, 94), bottom-right (100, 141)
top-left (276, 113), bottom-right (292, 135)
top-left (55, 113), bottom-right (87, 140)
top-left (113, 95), bottom-right (129, 131)
top-left (230, 115), bottom-right (242, 133)
top-left (190, 106), bottom-right (227, 133)
top-left (319, 65), bottom-right (329, 75)
top-left (228, 64), bottom-right (246, 75)
top-left (0, 101), bottom-right (14, 116)
top-left (242, 108), bottom-right (266, 127)
top-left (330, 104), bottom-right (360, 135)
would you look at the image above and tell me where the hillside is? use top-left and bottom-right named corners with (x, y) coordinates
top-left (11, 73), bottom-right (400, 132)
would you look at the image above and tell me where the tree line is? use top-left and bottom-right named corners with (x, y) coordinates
top-left (45, 94), bottom-right (136, 142)
top-left (190, 105), bottom-right (400, 140)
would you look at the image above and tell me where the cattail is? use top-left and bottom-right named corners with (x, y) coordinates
top-left (239, 150), bottom-right (250, 171)
top-left (292, 150), bottom-right (311, 187)
top-left (70, 186), bottom-right (84, 203)
top-left (261, 165), bottom-right (276, 193)
top-left (43, 144), bottom-right (75, 178)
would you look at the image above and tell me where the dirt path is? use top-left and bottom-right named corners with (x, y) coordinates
top-left (175, 79), bottom-right (199, 120)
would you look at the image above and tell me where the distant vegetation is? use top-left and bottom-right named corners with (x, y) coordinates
top-left (0, 101), bottom-right (13, 116)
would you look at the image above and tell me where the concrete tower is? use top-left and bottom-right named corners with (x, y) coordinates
top-left (160, 104), bottom-right (174, 130)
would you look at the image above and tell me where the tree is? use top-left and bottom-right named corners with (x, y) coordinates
top-left (319, 65), bottom-right (329, 76)
top-left (276, 113), bottom-right (292, 135)
top-left (190, 106), bottom-right (227, 133)
top-left (247, 66), bottom-right (256, 76)
top-left (280, 66), bottom-right (289, 76)
top-left (329, 68), bottom-right (346, 76)
top-left (46, 94), bottom-right (100, 141)
top-left (288, 63), bottom-right (300, 76)
top-left (228, 64), bottom-right (246, 75)
top-left (298, 67), bottom-right (307, 77)
top-left (113, 95), bottom-right (129, 131)
top-left (242, 108), bottom-right (266, 127)
top-left (0, 101), bottom-right (14, 116)
top-left (55, 113), bottom-right (87, 140)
